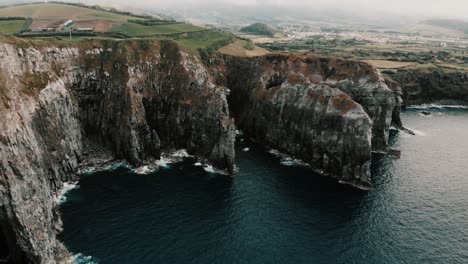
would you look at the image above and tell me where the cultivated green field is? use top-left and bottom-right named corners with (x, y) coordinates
top-left (0, 3), bottom-right (254, 54)
top-left (109, 22), bottom-right (205, 37)
top-left (0, 3), bottom-right (137, 21)
top-left (0, 20), bottom-right (27, 35)
top-left (176, 31), bottom-right (236, 51)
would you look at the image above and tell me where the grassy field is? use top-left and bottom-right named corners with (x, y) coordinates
top-left (0, 3), bottom-right (253, 54)
top-left (362, 60), bottom-right (417, 69)
top-left (176, 31), bottom-right (235, 51)
top-left (109, 22), bottom-right (205, 37)
top-left (0, 20), bottom-right (27, 35)
top-left (218, 39), bottom-right (270, 57)
top-left (0, 3), bottom-right (138, 21)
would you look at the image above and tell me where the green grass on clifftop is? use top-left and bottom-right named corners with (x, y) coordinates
top-left (109, 22), bottom-right (205, 37)
top-left (0, 20), bottom-right (26, 35)
top-left (176, 31), bottom-right (236, 51)
top-left (0, 3), bottom-right (138, 21)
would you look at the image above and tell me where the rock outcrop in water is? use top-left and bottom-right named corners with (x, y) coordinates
top-left (0, 37), bottom-right (399, 263)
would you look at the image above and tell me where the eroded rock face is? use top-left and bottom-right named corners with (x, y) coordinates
top-left (0, 39), bottom-right (400, 263)
top-left (0, 39), bottom-right (235, 263)
top-left (0, 42), bottom-right (82, 263)
top-left (72, 40), bottom-right (235, 171)
top-left (207, 54), bottom-right (398, 187)
top-left (389, 69), bottom-right (468, 106)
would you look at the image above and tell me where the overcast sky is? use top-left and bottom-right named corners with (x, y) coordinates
top-left (88, 0), bottom-right (467, 18)
top-left (1, 0), bottom-right (466, 19)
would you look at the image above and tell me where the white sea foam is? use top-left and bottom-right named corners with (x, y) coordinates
top-left (267, 149), bottom-right (309, 167)
top-left (407, 104), bottom-right (468, 110)
top-left (203, 164), bottom-right (216, 173)
top-left (103, 163), bottom-right (129, 171)
top-left (71, 253), bottom-right (99, 264)
top-left (268, 149), bottom-right (282, 156)
top-left (55, 182), bottom-right (79, 205)
top-left (133, 165), bottom-right (156, 175)
top-left (156, 149), bottom-right (194, 168)
top-left (419, 113), bottom-right (432, 117)
top-left (80, 167), bottom-right (96, 175)
top-left (156, 156), bottom-right (172, 168)
top-left (171, 149), bottom-right (193, 158)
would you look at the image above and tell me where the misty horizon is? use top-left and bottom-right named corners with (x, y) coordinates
top-left (1, 0), bottom-right (468, 21)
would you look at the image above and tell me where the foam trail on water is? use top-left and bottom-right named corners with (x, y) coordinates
top-left (410, 128), bottom-right (427, 136)
top-left (407, 104), bottom-right (468, 110)
top-left (419, 113), bottom-right (432, 117)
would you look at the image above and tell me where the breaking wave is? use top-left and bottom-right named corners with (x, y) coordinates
top-left (55, 182), bottom-right (79, 205)
top-left (203, 164), bottom-right (216, 173)
top-left (71, 253), bottom-right (99, 264)
top-left (267, 149), bottom-right (309, 167)
top-left (133, 149), bottom-right (195, 173)
top-left (133, 165), bottom-right (154, 175)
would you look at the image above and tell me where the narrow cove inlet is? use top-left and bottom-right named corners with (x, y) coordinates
top-left (58, 109), bottom-right (468, 264)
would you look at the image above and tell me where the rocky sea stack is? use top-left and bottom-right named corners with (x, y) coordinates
top-left (0, 37), bottom-right (401, 263)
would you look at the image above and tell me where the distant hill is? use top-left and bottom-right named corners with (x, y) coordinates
top-left (421, 19), bottom-right (468, 35)
top-left (240, 23), bottom-right (283, 38)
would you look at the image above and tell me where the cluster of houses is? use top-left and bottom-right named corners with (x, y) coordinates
top-left (40, 20), bottom-right (94, 33)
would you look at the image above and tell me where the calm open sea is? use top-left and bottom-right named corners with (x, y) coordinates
top-left (59, 108), bottom-right (468, 264)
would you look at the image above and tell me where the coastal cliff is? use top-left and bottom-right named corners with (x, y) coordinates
top-left (388, 68), bottom-right (468, 106)
top-left (207, 54), bottom-right (398, 188)
top-left (0, 38), bottom-right (399, 263)
top-left (0, 38), bottom-right (235, 263)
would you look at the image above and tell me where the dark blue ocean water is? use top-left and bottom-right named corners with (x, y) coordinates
top-left (59, 109), bottom-right (468, 264)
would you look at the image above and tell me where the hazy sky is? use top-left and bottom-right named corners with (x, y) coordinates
top-left (93, 0), bottom-right (467, 18)
top-left (1, 0), bottom-right (467, 19)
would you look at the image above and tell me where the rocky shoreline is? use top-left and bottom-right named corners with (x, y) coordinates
top-left (1, 37), bottom-right (464, 263)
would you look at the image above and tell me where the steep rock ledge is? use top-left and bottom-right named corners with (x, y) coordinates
top-left (72, 40), bottom-right (235, 171)
top-left (0, 39), bottom-right (235, 263)
top-left (206, 54), bottom-right (399, 187)
top-left (388, 68), bottom-right (468, 107)
top-left (0, 38), bottom-right (400, 263)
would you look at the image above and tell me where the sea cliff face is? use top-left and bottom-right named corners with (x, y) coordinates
top-left (0, 38), bottom-right (235, 263)
top-left (0, 38), bottom-right (399, 263)
top-left (207, 54), bottom-right (398, 187)
top-left (389, 68), bottom-right (468, 106)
